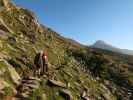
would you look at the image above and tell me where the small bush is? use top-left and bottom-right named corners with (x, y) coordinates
top-left (3, 87), bottom-right (13, 97)
top-left (29, 88), bottom-right (44, 100)
top-left (7, 59), bottom-right (21, 68)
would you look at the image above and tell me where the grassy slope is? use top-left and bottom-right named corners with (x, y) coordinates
top-left (0, 5), bottom-right (132, 100)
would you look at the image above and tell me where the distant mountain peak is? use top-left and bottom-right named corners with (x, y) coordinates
top-left (92, 40), bottom-right (114, 49)
top-left (94, 40), bottom-right (107, 45)
top-left (92, 40), bottom-right (133, 55)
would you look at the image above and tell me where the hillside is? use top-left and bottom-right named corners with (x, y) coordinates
top-left (0, 0), bottom-right (132, 100)
top-left (91, 40), bottom-right (133, 55)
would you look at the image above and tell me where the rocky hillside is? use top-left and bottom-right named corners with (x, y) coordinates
top-left (0, 0), bottom-right (132, 100)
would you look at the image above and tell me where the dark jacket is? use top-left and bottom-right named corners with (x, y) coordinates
top-left (34, 53), bottom-right (43, 69)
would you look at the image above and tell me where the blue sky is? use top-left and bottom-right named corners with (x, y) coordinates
top-left (13, 0), bottom-right (133, 50)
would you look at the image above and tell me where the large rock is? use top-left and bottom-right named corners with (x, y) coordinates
top-left (0, 79), bottom-right (17, 99)
top-left (81, 91), bottom-right (92, 100)
top-left (0, 79), bottom-right (10, 90)
top-left (16, 77), bottom-right (41, 99)
top-left (0, 59), bottom-right (21, 85)
top-left (59, 89), bottom-right (73, 100)
top-left (0, 52), bottom-right (10, 59)
top-left (42, 93), bottom-right (47, 100)
top-left (48, 79), bottom-right (66, 88)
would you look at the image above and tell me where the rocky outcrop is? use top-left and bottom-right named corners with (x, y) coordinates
top-left (0, 0), bottom-right (15, 10)
top-left (1, 60), bottom-right (21, 85)
top-left (0, 24), bottom-right (9, 32)
top-left (0, 79), bottom-right (10, 90)
top-left (0, 60), bottom-right (21, 85)
top-left (0, 79), bottom-right (17, 99)
top-left (0, 52), bottom-right (10, 59)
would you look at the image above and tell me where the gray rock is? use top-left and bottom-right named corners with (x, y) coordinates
top-left (0, 79), bottom-right (10, 90)
top-left (0, 60), bottom-right (21, 85)
top-left (4, 60), bottom-right (21, 85)
top-left (0, 52), bottom-right (10, 59)
top-left (59, 89), bottom-right (73, 100)
top-left (23, 83), bottom-right (39, 89)
top-left (48, 79), bottom-right (66, 88)
top-left (81, 91), bottom-right (93, 100)
top-left (16, 77), bottom-right (41, 99)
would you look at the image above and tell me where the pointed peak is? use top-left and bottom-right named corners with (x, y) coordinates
top-left (94, 40), bottom-right (106, 45)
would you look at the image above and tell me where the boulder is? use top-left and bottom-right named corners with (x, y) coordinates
top-left (42, 93), bottom-right (47, 100)
top-left (0, 79), bottom-right (17, 98)
top-left (82, 95), bottom-right (92, 100)
top-left (0, 60), bottom-right (21, 85)
top-left (0, 52), bottom-right (10, 59)
top-left (23, 83), bottom-right (39, 89)
top-left (48, 79), bottom-right (66, 88)
top-left (59, 89), bottom-right (73, 100)
top-left (5, 60), bottom-right (21, 85)
top-left (0, 79), bottom-right (10, 90)
top-left (81, 91), bottom-right (92, 100)
top-left (0, 29), bottom-right (8, 39)
top-left (28, 77), bottom-right (41, 82)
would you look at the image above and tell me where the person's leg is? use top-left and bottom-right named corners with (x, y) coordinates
top-left (39, 68), bottom-right (41, 76)
top-left (40, 61), bottom-right (44, 75)
top-left (43, 61), bottom-right (47, 74)
top-left (46, 64), bottom-right (48, 72)
top-left (34, 65), bottom-right (38, 77)
top-left (43, 63), bottom-right (45, 74)
top-left (33, 68), bottom-right (36, 77)
top-left (43, 65), bottom-right (45, 74)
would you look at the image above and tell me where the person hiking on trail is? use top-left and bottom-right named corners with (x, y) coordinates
top-left (34, 51), bottom-right (42, 76)
top-left (41, 50), bottom-right (48, 74)
top-left (34, 50), bottom-right (48, 76)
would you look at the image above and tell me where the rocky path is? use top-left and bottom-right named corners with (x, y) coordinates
top-left (14, 77), bottom-right (41, 100)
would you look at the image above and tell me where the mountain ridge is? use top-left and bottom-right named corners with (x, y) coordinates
top-left (91, 40), bottom-right (133, 55)
top-left (0, 0), bottom-right (132, 100)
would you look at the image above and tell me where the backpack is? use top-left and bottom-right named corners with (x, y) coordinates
top-left (34, 53), bottom-right (41, 67)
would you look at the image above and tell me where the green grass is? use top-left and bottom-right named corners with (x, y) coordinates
top-left (3, 87), bottom-right (13, 97)
top-left (0, 4), bottom-right (131, 100)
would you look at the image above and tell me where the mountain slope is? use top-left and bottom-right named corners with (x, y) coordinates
top-left (91, 40), bottom-right (133, 55)
top-left (0, 0), bottom-right (132, 100)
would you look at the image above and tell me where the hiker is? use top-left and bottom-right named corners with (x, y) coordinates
top-left (41, 50), bottom-right (48, 74)
top-left (34, 50), bottom-right (48, 76)
top-left (34, 51), bottom-right (42, 76)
